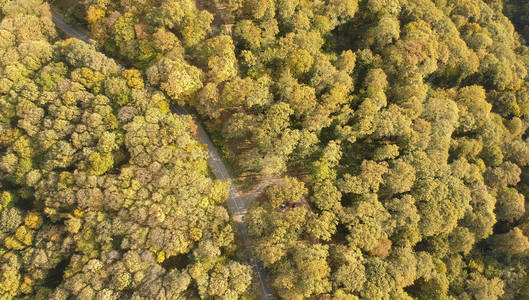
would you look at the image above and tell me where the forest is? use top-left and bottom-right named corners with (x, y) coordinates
top-left (2, 0), bottom-right (529, 299)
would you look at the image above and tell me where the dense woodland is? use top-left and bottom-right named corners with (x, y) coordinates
top-left (2, 0), bottom-right (529, 299)
top-left (0, 1), bottom-right (253, 299)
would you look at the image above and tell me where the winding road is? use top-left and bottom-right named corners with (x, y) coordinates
top-left (50, 7), bottom-right (275, 300)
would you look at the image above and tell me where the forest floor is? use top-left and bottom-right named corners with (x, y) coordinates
top-left (52, 0), bottom-right (79, 11)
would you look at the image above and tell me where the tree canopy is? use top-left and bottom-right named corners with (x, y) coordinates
top-left (4, 0), bottom-right (529, 299)
top-left (0, 2), bottom-right (252, 298)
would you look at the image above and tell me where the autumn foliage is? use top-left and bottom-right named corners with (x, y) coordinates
top-left (3, 0), bottom-right (529, 299)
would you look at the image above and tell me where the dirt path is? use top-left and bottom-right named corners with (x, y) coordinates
top-left (237, 177), bottom-right (284, 210)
